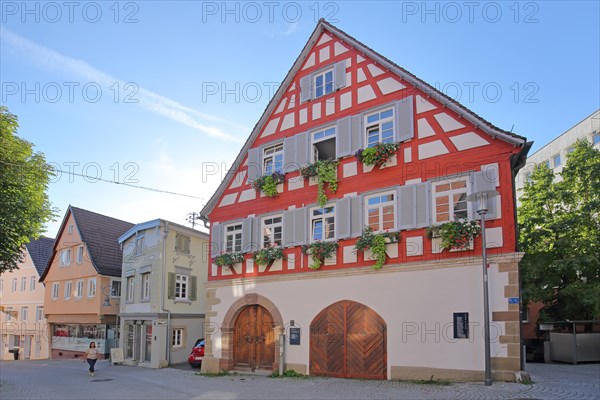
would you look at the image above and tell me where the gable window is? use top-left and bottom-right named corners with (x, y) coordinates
top-left (262, 216), bottom-right (283, 248)
top-left (68, 224), bottom-right (73, 235)
top-left (176, 234), bottom-right (191, 254)
top-left (263, 143), bottom-right (284, 175)
top-left (52, 283), bottom-right (59, 300)
top-left (64, 281), bottom-right (72, 300)
top-left (36, 306), bottom-right (44, 321)
top-left (141, 273), bottom-right (150, 301)
top-left (30, 276), bottom-right (36, 291)
top-left (311, 206), bottom-right (335, 241)
top-left (314, 68), bottom-right (334, 98)
top-left (12, 277), bottom-right (17, 292)
top-left (126, 276), bottom-right (135, 302)
top-left (135, 234), bottom-right (145, 256)
top-left (75, 279), bottom-right (84, 299)
top-left (21, 276), bottom-right (27, 291)
top-left (312, 126), bottom-right (337, 162)
top-left (225, 224), bottom-right (243, 253)
top-left (365, 108), bottom-right (394, 148)
top-left (175, 274), bottom-right (188, 300)
top-left (432, 178), bottom-right (469, 224)
top-left (365, 192), bottom-right (396, 232)
top-left (77, 246), bottom-right (84, 263)
top-left (87, 278), bottom-right (96, 298)
top-left (593, 132), bottom-right (600, 145)
top-left (111, 279), bottom-right (122, 298)
top-left (172, 328), bottom-right (184, 348)
top-left (60, 249), bottom-right (71, 266)
top-left (553, 154), bottom-right (561, 168)
top-left (21, 306), bottom-right (28, 321)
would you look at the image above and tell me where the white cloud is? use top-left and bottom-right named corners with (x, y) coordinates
top-left (0, 27), bottom-right (245, 143)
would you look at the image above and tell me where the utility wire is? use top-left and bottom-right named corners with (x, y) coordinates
top-left (0, 159), bottom-right (203, 200)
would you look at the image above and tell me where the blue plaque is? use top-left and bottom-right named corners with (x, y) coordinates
top-left (508, 297), bottom-right (519, 304)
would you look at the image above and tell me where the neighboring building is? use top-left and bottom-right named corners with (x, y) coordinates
top-left (199, 21), bottom-right (531, 381)
top-left (515, 109), bottom-right (600, 351)
top-left (117, 219), bottom-right (209, 368)
top-left (516, 109), bottom-right (600, 195)
top-left (39, 206), bottom-right (133, 359)
top-left (0, 237), bottom-right (54, 360)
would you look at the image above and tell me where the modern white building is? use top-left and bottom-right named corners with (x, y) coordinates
top-left (516, 109), bottom-right (600, 194)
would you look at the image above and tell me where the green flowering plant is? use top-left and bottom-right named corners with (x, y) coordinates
top-left (300, 159), bottom-right (339, 207)
top-left (252, 245), bottom-right (286, 266)
top-left (213, 252), bottom-right (245, 267)
top-left (355, 142), bottom-right (400, 167)
top-left (354, 227), bottom-right (400, 270)
top-left (252, 172), bottom-right (285, 198)
top-left (439, 219), bottom-right (481, 250)
top-left (302, 240), bottom-right (339, 270)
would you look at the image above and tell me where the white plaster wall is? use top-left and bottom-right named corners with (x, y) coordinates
top-left (209, 261), bottom-right (512, 376)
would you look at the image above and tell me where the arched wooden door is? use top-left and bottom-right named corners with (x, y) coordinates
top-left (234, 305), bottom-right (275, 371)
top-left (310, 300), bottom-right (387, 380)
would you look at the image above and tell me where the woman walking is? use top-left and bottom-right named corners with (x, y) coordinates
top-left (84, 342), bottom-right (99, 376)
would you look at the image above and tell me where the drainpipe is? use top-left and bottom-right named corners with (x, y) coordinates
top-left (160, 221), bottom-right (171, 366)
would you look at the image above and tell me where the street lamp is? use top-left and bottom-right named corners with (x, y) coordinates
top-left (466, 189), bottom-right (498, 387)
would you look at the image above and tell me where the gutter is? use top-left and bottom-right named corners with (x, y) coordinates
top-left (160, 221), bottom-right (172, 366)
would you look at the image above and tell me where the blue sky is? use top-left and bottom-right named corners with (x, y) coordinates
top-left (1, 1), bottom-right (599, 237)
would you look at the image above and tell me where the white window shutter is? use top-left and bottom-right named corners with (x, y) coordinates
top-left (336, 116), bottom-right (353, 157)
top-left (396, 96), bottom-right (415, 142)
top-left (252, 217), bottom-right (262, 252)
top-left (294, 208), bottom-right (308, 246)
top-left (334, 61), bottom-right (347, 90)
top-left (398, 185), bottom-right (416, 229)
top-left (350, 196), bottom-right (364, 237)
top-left (283, 136), bottom-right (297, 173)
top-left (295, 132), bottom-right (310, 167)
top-left (211, 224), bottom-right (223, 257)
top-left (247, 148), bottom-right (261, 181)
top-left (471, 171), bottom-right (498, 220)
top-left (300, 75), bottom-right (312, 103)
top-left (415, 182), bottom-right (431, 228)
top-left (335, 197), bottom-right (351, 239)
top-left (350, 115), bottom-right (363, 153)
top-left (241, 218), bottom-right (253, 252)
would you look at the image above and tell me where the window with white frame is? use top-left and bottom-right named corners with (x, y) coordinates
top-left (172, 328), bottom-right (184, 348)
top-left (262, 216), bottom-right (283, 248)
top-left (135, 234), bottom-right (145, 256)
top-left (365, 192), bottom-right (396, 232)
top-left (21, 306), bottom-right (28, 321)
top-left (36, 306), bottom-right (44, 321)
top-left (21, 276), bottom-right (27, 291)
top-left (310, 206), bottom-right (335, 241)
top-left (432, 177), bottom-right (469, 224)
top-left (314, 68), bottom-right (334, 98)
top-left (263, 143), bottom-right (284, 175)
top-left (176, 234), bottom-right (190, 254)
top-left (77, 245), bottom-right (84, 263)
top-left (64, 281), bottom-right (72, 299)
top-left (175, 274), bottom-right (188, 300)
top-left (60, 249), bottom-right (71, 266)
top-left (12, 277), bottom-right (17, 292)
top-left (225, 224), bottom-right (243, 253)
top-left (87, 278), bottom-right (96, 298)
top-left (30, 275), bottom-right (36, 291)
top-left (126, 276), bottom-right (135, 302)
top-left (75, 279), bottom-right (84, 298)
top-left (553, 154), bottom-right (561, 168)
top-left (52, 283), bottom-right (59, 300)
top-left (312, 126), bottom-right (336, 162)
top-left (141, 273), bottom-right (150, 300)
top-left (111, 280), bottom-right (122, 298)
top-left (364, 108), bottom-right (394, 148)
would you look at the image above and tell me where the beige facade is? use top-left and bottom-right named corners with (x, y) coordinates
top-left (118, 219), bottom-right (209, 368)
top-left (0, 241), bottom-right (52, 360)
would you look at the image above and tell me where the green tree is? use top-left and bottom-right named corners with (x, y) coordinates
top-left (519, 140), bottom-right (600, 322)
top-left (0, 106), bottom-right (56, 273)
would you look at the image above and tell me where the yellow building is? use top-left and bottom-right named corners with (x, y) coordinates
top-left (0, 237), bottom-right (54, 360)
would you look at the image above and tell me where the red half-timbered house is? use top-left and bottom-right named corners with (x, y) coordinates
top-left (199, 20), bottom-right (531, 381)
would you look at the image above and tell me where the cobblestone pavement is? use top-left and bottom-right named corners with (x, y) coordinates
top-left (0, 359), bottom-right (598, 399)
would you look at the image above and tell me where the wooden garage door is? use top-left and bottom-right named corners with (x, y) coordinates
top-left (310, 300), bottom-right (386, 379)
top-left (234, 305), bottom-right (275, 371)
